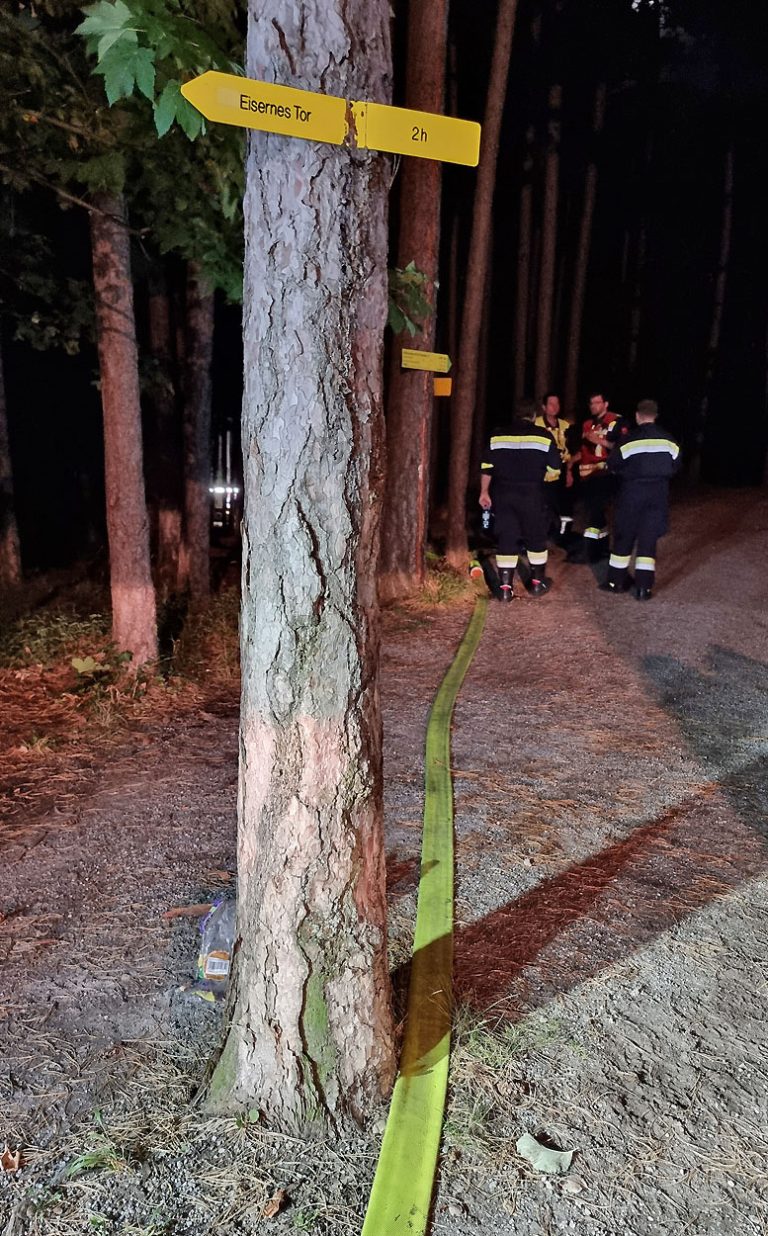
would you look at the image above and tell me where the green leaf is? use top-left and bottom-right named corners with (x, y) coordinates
top-left (154, 79), bottom-right (180, 137)
top-left (71, 656), bottom-right (104, 675)
top-left (516, 1133), bottom-right (574, 1175)
top-left (133, 46), bottom-right (155, 100)
top-left (76, 0), bottom-right (135, 42)
top-left (176, 93), bottom-right (204, 141)
top-left (94, 41), bottom-right (138, 105)
top-left (96, 26), bottom-right (137, 61)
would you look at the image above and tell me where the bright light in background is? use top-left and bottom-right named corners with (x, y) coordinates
top-left (209, 485), bottom-right (240, 496)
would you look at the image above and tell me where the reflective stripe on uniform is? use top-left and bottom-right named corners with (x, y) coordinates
top-left (490, 435), bottom-right (553, 452)
top-left (609, 554), bottom-right (631, 569)
top-left (619, 438), bottom-right (680, 459)
top-left (527, 551), bottom-right (548, 566)
top-left (481, 462), bottom-right (493, 470)
top-left (496, 554), bottom-right (519, 568)
top-left (584, 526), bottom-right (609, 540)
top-left (635, 556), bottom-right (656, 570)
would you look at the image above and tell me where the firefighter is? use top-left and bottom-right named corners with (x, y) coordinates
top-left (535, 392), bottom-right (575, 541)
top-left (479, 397), bottom-right (562, 601)
top-left (570, 390), bottom-right (629, 562)
top-left (602, 398), bottom-right (681, 600)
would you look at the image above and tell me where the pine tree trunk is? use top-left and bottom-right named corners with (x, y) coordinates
top-left (379, 0), bottom-right (448, 602)
top-left (208, 0), bottom-right (395, 1133)
top-left (0, 334), bottom-right (22, 588)
top-left (533, 82), bottom-right (562, 401)
top-left (90, 192), bottom-right (157, 666)
top-left (147, 267), bottom-right (183, 598)
top-left (183, 263), bottom-right (214, 604)
top-left (514, 124), bottom-right (535, 401)
top-left (446, 0), bottom-right (519, 570)
top-left (563, 82), bottom-right (606, 416)
top-left (693, 144), bottom-right (734, 477)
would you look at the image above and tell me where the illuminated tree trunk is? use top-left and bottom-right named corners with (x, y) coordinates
top-left (208, 0), bottom-right (395, 1133)
top-left (147, 267), bottom-right (183, 597)
top-left (446, 0), bottom-right (519, 570)
top-left (533, 82), bottom-right (561, 400)
top-left (379, 0), bottom-right (448, 602)
top-left (90, 191), bottom-right (157, 666)
top-left (563, 82), bottom-right (606, 415)
top-left (183, 262), bottom-right (214, 603)
top-left (0, 335), bottom-right (21, 588)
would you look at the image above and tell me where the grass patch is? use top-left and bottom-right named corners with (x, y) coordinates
top-left (0, 607), bottom-right (110, 669)
top-left (170, 587), bottom-right (240, 681)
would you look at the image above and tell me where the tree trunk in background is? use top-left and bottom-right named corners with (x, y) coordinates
top-left (563, 82), bottom-right (606, 417)
top-left (533, 82), bottom-right (562, 401)
top-left (90, 192), bottom-right (157, 667)
top-left (628, 135), bottom-right (654, 380)
top-left (183, 263), bottom-right (214, 604)
top-left (446, 0), bottom-right (519, 571)
top-left (147, 266), bottom-right (183, 598)
top-left (379, 0), bottom-right (448, 602)
top-left (514, 124), bottom-right (535, 400)
top-left (0, 334), bottom-right (22, 588)
top-left (208, 0), bottom-right (395, 1133)
top-left (693, 144), bottom-right (734, 477)
top-left (470, 257), bottom-right (493, 482)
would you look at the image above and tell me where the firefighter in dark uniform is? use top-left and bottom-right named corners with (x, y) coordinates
top-left (571, 391), bottom-right (629, 561)
top-left (535, 392), bottom-right (575, 541)
top-left (603, 398), bottom-right (681, 600)
top-left (479, 397), bottom-right (562, 600)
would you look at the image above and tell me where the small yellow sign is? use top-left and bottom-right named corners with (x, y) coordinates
top-left (180, 71), bottom-right (348, 144)
top-left (402, 349), bottom-right (452, 374)
top-left (434, 377), bottom-right (453, 397)
top-left (356, 101), bottom-right (481, 168)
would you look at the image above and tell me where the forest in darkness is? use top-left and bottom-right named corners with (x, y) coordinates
top-left (1, 0), bottom-right (766, 583)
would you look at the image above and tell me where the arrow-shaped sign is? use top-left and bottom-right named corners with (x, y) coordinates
top-left (180, 72), bottom-right (481, 167)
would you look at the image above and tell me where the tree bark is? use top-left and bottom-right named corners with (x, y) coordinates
top-left (378, 0), bottom-right (448, 603)
top-left (514, 124), bottom-right (535, 401)
top-left (183, 262), bottom-right (214, 604)
top-left (445, 0), bottom-right (519, 570)
top-left (89, 191), bottom-right (157, 667)
top-left (147, 267), bottom-right (184, 598)
top-left (533, 82), bottom-right (562, 401)
top-left (563, 82), bottom-right (606, 416)
top-left (209, 0), bottom-right (395, 1133)
top-left (0, 332), bottom-right (22, 588)
top-left (694, 143), bottom-right (734, 476)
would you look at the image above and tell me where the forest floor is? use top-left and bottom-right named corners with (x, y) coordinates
top-left (1, 486), bottom-right (768, 1236)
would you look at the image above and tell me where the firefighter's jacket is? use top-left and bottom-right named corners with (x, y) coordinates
top-left (579, 411), bottom-right (629, 479)
top-left (608, 423), bottom-right (681, 498)
top-left (534, 414), bottom-right (572, 482)
top-left (482, 419), bottom-right (562, 486)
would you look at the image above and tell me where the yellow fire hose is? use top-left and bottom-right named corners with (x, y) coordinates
top-left (362, 596), bottom-right (488, 1235)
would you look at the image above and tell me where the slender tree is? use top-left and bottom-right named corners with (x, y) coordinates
top-left (563, 82), bottom-right (606, 415)
top-left (445, 0), bottom-right (520, 571)
top-left (533, 81), bottom-right (562, 400)
top-left (183, 262), bottom-right (214, 603)
top-left (514, 123), bottom-right (535, 401)
top-left (379, 0), bottom-right (449, 602)
top-left (0, 333), bottom-right (21, 588)
top-left (693, 143), bottom-right (734, 475)
top-left (147, 264), bottom-right (184, 597)
top-left (90, 193), bottom-right (158, 663)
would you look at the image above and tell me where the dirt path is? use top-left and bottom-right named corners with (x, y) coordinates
top-left (2, 488), bottom-right (767, 1235)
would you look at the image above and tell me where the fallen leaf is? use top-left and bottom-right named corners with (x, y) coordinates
top-left (1, 1146), bottom-right (21, 1173)
top-left (516, 1132), bottom-right (573, 1174)
top-left (262, 1188), bottom-right (287, 1218)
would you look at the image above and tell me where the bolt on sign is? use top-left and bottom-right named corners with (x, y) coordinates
top-left (181, 72), bottom-right (481, 167)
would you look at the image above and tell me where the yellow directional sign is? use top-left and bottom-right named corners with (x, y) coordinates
top-left (354, 101), bottom-right (480, 167)
top-left (180, 71), bottom-right (348, 145)
top-left (402, 349), bottom-right (452, 373)
top-left (181, 72), bottom-right (482, 167)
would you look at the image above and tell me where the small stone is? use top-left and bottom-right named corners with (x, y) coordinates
top-left (562, 1177), bottom-right (584, 1195)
